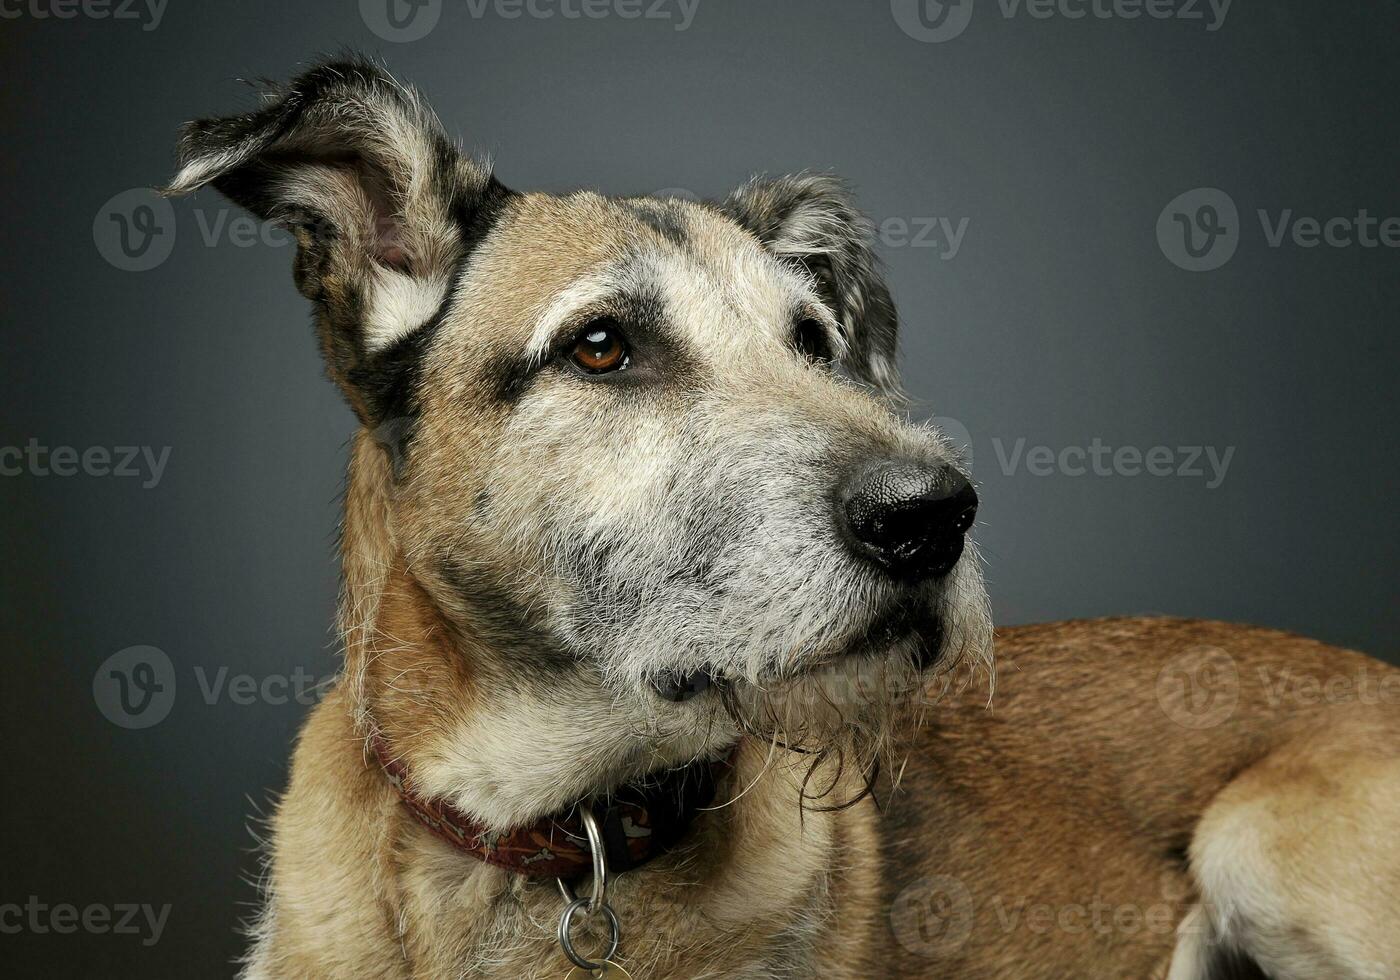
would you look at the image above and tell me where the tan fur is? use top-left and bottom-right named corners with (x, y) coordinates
top-left (1185, 713), bottom-right (1400, 978)
top-left (253, 683), bottom-right (882, 978)
top-left (879, 618), bottom-right (1400, 979)
top-left (166, 61), bottom-right (1399, 979)
top-left (250, 605), bottom-right (1400, 978)
top-left (245, 187), bottom-right (1394, 980)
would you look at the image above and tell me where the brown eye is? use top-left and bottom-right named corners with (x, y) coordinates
top-left (569, 321), bottom-right (629, 374)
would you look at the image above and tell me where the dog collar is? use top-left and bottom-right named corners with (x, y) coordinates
top-left (369, 731), bottom-right (735, 881)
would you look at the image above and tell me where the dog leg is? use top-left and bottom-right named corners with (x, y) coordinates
top-left (1174, 710), bottom-right (1400, 980)
top-left (1166, 905), bottom-right (1269, 980)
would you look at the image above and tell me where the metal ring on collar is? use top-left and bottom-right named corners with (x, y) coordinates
top-left (555, 806), bottom-right (609, 912)
top-left (557, 897), bottom-right (621, 971)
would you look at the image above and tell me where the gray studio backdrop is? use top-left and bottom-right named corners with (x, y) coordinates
top-left (2, 1), bottom-right (1397, 975)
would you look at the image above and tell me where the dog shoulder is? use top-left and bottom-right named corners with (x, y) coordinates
top-left (240, 686), bottom-right (410, 979)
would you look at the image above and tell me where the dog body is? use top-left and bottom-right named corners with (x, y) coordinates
top-left (247, 614), bottom-right (1400, 979)
top-left (167, 61), bottom-right (1400, 979)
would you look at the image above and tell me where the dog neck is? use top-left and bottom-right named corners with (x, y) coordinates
top-left (367, 724), bottom-right (735, 880)
top-left (282, 433), bottom-right (884, 976)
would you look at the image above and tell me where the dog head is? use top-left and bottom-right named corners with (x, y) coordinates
top-left (169, 59), bottom-right (992, 829)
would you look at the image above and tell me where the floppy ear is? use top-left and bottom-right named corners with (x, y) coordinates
top-left (165, 58), bottom-right (514, 425)
top-left (719, 174), bottom-right (901, 397)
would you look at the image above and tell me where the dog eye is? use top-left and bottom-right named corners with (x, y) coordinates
top-left (569, 320), bottom-right (630, 374)
top-left (794, 318), bottom-right (834, 365)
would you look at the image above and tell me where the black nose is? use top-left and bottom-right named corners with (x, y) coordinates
top-left (839, 461), bottom-right (978, 580)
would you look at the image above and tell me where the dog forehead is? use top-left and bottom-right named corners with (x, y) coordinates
top-left (633, 230), bottom-right (812, 355)
top-left (447, 190), bottom-right (812, 358)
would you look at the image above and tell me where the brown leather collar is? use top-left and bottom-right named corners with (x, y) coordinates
top-left (369, 731), bottom-right (736, 880)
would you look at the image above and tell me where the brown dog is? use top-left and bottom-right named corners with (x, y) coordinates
top-left (167, 59), bottom-right (1400, 979)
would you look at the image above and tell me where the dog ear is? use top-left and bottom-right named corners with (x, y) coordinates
top-left (719, 174), bottom-right (901, 397)
top-left (165, 58), bottom-right (514, 425)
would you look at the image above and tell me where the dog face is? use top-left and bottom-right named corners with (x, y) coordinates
top-left (170, 60), bottom-right (992, 827)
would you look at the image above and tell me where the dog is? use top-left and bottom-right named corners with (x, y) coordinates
top-left (166, 59), bottom-right (1400, 979)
